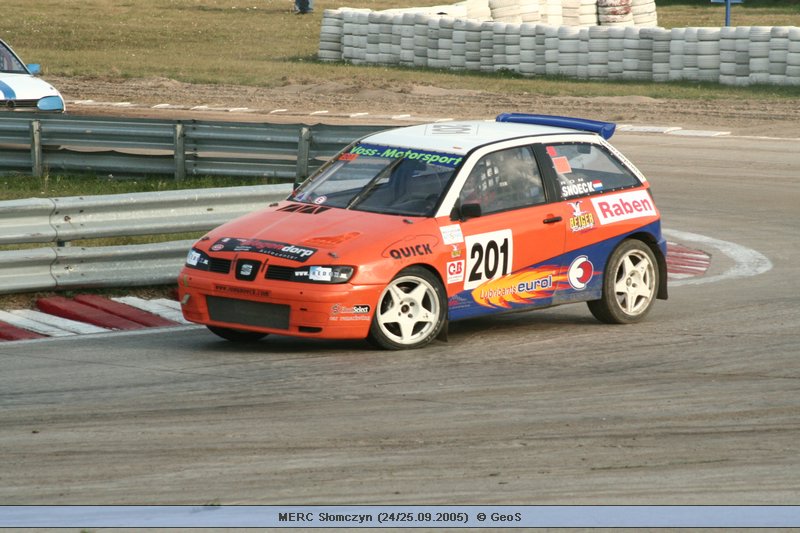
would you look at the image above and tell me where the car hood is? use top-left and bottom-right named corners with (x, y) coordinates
top-left (0, 73), bottom-right (61, 100)
top-left (202, 202), bottom-right (441, 262)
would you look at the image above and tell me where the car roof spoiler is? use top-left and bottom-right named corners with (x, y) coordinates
top-left (495, 113), bottom-right (616, 140)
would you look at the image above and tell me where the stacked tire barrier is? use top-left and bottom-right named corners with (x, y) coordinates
top-left (318, 0), bottom-right (800, 87)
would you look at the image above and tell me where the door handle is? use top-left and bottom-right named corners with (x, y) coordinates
top-left (543, 216), bottom-right (562, 224)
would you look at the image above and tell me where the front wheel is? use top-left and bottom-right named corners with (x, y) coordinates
top-left (368, 266), bottom-right (447, 350)
top-left (588, 239), bottom-right (659, 324)
top-left (207, 325), bottom-right (267, 342)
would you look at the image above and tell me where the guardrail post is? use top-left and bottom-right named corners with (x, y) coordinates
top-left (30, 119), bottom-right (43, 178)
top-left (174, 123), bottom-right (186, 182)
top-left (296, 127), bottom-right (311, 182)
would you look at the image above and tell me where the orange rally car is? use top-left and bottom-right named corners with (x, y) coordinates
top-left (178, 113), bottom-right (668, 349)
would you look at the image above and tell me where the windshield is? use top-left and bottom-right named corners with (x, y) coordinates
top-left (0, 42), bottom-right (27, 73)
top-left (289, 142), bottom-right (463, 217)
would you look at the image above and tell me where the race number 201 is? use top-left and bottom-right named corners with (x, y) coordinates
top-left (464, 229), bottom-right (513, 290)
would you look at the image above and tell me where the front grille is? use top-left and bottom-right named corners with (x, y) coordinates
top-left (265, 265), bottom-right (294, 281)
top-left (208, 258), bottom-right (232, 274)
top-left (1, 99), bottom-right (39, 110)
top-left (206, 296), bottom-right (290, 330)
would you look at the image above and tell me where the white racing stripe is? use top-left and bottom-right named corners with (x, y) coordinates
top-left (663, 229), bottom-right (773, 287)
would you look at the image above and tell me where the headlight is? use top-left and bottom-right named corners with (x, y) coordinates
top-left (37, 95), bottom-right (64, 112)
top-left (293, 265), bottom-right (355, 284)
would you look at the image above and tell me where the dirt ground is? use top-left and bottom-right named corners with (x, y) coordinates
top-left (51, 75), bottom-right (800, 138)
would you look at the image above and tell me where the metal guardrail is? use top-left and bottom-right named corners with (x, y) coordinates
top-left (0, 113), bottom-right (387, 181)
top-left (0, 184), bottom-right (294, 294)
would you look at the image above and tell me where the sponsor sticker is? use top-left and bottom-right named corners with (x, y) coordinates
top-left (568, 255), bottom-right (594, 290)
top-left (447, 260), bottom-right (465, 284)
top-left (309, 266), bottom-right (333, 282)
top-left (590, 190), bottom-right (656, 225)
top-left (440, 224), bottom-right (464, 245)
top-left (210, 237), bottom-right (317, 262)
top-left (187, 250), bottom-right (201, 266)
top-left (567, 201), bottom-right (595, 233)
top-left (382, 234), bottom-right (439, 260)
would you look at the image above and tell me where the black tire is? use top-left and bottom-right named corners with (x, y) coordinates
top-left (368, 266), bottom-right (447, 350)
top-left (207, 325), bottom-right (267, 342)
top-left (588, 239), bottom-right (659, 324)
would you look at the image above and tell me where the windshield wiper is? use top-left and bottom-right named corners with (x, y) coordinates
top-left (345, 157), bottom-right (404, 210)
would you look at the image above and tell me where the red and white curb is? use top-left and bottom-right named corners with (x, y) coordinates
top-left (0, 296), bottom-right (189, 342)
top-left (666, 242), bottom-right (711, 281)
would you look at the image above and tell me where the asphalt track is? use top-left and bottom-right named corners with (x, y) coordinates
top-left (0, 132), bottom-right (798, 507)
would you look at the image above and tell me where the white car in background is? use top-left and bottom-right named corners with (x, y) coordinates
top-left (0, 39), bottom-right (64, 112)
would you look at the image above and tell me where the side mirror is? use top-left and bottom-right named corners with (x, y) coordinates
top-left (27, 64), bottom-right (41, 75)
top-left (451, 202), bottom-right (482, 221)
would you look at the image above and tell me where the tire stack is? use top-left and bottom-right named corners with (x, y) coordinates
top-left (668, 27), bottom-right (685, 81)
top-left (489, 0), bottom-right (522, 23)
top-left (696, 27), bottom-right (721, 83)
top-left (576, 28), bottom-right (590, 79)
top-left (492, 22), bottom-right (510, 71)
top-left (519, 0), bottom-right (542, 23)
top-left (378, 13), bottom-right (398, 65)
top-left (748, 26), bottom-right (772, 84)
top-left (544, 25), bottom-right (559, 75)
top-left (718, 26), bottom-right (738, 85)
top-left (734, 26), bottom-right (752, 86)
top-left (413, 13), bottom-right (431, 67)
top-left (578, 0), bottom-right (599, 26)
top-left (631, 0), bottom-right (657, 27)
top-left (425, 17), bottom-right (444, 69)
top-left (561, 0), bottom-right (580, 27)
top-left (519, 22), bottom-right (538, 75)
top-left (597, 0), bottom-right (633, 27)
top-left (398, 13), bottom-right (417, 67)
top-left (534, 24), bottom-right (549, 75)
top-left (542, 0), bottom-right (563, 26)
top-left (464, 20), bottom-right (484, 71)
top-left (450, 18), bottom-right (468, 70)
top-left (682, 27), bottom-right (699, 81)
top-left (587, 26), bottom-right (610, 80)
top-left (480, 21), bottom-right (496, 72)
top-left (565, 0), bottom-right (597, 27)
top-left (466, 0), bottom-right (493, 20)
top-left (341, 10), bottom-right (369, 65)
top-left (607, 26), bottom-right (626, 79)
top-left (650, 27), bottom-right (671, 82)
top-left (768, 26), bottom-right (790, 85)
top-left (318, 9), bottom-right (345, 62)
top-left (366, 12), bottom-right (381, 64)
top-left (787, 27), bottom-right (800, 86)
top-left (622, 26), bottom-right (651, 81)
top-left (506, 22), bottom-right (522, 72)
top-left (557, 26), bottom-right (581, 78)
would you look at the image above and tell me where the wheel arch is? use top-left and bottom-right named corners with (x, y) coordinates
top-left (628, 231), bottom-right (668, 300)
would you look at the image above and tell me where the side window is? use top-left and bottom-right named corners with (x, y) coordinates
top-left (458, 146), bottom-right (545, 215)
top-left (544, 143), bottom-right (641, 201)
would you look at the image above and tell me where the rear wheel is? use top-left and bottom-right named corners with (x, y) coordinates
top-left (368, 266), bottom-right (447, 350)
top-left (588, 239), bottom-right (659, 324)
top-left (207, 325), bottom-right (267, 342)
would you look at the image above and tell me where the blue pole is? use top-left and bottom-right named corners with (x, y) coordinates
top-left (725, 0), bottom-right (731, 26)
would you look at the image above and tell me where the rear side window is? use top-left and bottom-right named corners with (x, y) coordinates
top-left (544, 143), bottom-right (641, 201)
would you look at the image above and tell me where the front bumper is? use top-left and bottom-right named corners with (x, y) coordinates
top-left (178, 268), bottom-right (382, 340)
